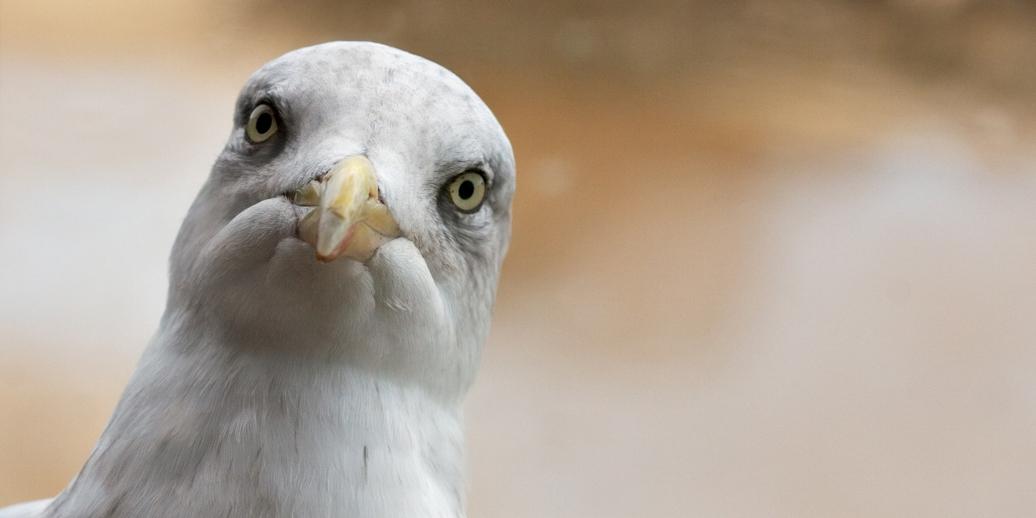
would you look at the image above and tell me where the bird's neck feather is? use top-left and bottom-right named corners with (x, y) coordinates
top-left (50, 316), bottom-right (468, 518)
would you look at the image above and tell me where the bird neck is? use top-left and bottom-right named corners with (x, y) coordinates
top-left (50, 318), bottom-right (469, 518)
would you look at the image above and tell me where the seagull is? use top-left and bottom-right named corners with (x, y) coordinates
top-left (1, 41), bottom-right (515, 518)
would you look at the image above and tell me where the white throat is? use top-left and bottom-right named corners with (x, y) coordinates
top-left (45, 309), bottom-right (469, 518)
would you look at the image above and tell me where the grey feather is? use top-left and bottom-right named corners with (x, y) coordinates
top-left (2, 41), bottom-right (514, 518)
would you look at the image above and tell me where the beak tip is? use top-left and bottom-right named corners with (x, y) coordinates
top-left (314, 244), bottom-right (338, 262)
top-left (296, 154), bottom-right (399, 264)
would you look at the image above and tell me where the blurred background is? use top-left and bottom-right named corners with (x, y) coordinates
top-left (2, 0), bottom-right (1035, 516)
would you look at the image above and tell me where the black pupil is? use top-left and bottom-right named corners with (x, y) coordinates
top-left (255, 112), bottom-right (273, 134)
top-left (458, 179), bottom-right (475, 200)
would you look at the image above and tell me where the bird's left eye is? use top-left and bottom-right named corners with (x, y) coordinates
top-left (246, 104), bottom-right (278, 143)
top-left (447, 171), bottom-right (487, 213)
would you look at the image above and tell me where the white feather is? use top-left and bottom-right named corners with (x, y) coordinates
top-left (3, 42), bottom-right (514, 518)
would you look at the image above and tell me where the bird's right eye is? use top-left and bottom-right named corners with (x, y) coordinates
top-left (246, 104), bottom-right (279, 143)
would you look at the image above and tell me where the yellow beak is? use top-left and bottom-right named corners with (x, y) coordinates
top-left (295, 155), bottom-right (401, 262)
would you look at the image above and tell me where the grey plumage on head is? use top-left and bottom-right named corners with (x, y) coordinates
top-left (3, 41), bottom-right (515, 518)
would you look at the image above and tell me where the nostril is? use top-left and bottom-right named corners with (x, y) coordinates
top-left (291, 180), bottom-right (323, 206)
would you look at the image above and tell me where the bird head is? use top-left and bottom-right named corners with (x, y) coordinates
top-left (165, 42), bottom-right (515, 396)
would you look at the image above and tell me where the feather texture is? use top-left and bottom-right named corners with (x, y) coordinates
top-left (3, 42), bottom-right (514, 518)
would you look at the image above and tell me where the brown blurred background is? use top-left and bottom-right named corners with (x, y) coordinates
top-left (2, 1), bottom-right (1036, 516)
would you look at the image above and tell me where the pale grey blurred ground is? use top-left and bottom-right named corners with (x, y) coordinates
top-left (2, 1), bottom-right (1036, 517)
